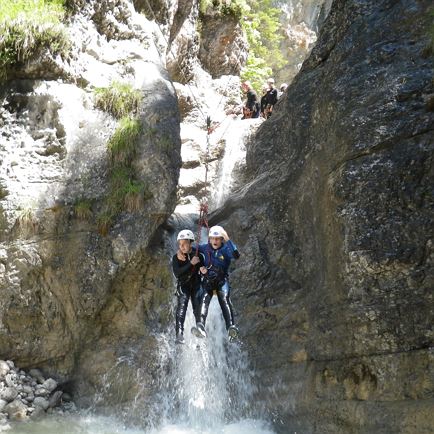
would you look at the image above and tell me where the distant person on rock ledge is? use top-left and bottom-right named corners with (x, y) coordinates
top-left (172, 229), bottom-right (205, 344)
top-left (191, 225), bottom-right (240, 342)
top-left (278, 83), bottom-right (288, 99)
top-left (264, 78), bottom-right (278, 118)
top-left (260, 84), bottom-right (268, 117)
top-left (241, 81), bottom-right (260, 119)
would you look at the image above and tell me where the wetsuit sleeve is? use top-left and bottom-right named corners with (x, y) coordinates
top-left (172, 254), bottom-right (192, 279)
top-left (269, 89), bottom-right (278, 106)
top-left (223, 240), bottom-right (240, 259)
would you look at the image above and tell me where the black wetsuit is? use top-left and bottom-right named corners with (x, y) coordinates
top-left (260, 94), bottom-right (268, 116)
top-left (197, 240), bottom-right (240, 330)
top-left (244, 89), bottom-right (260, 119)
top-left (172, 251), bottom-right (205, 337)
top-left (266, 87), bottom-right (278, 107)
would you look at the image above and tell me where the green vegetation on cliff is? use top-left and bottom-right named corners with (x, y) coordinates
top-left (93, 90), bottom-right (152, 234)
top-left (107, 116), bottom-right (142, 165)
top-left (240, 0), bottom-right (285, 89)
top-left (0, 0), bottom-right (69, 81)
top-left (94, 82), bottom-right (142, 119)
top-left (199, 0), bottom-right (285, 90)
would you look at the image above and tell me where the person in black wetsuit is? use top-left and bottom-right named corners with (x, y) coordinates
top-left (260, 84), bottom-right (268, 117)
top-left (264, 78), bottom-right (278, 118)
top-left (191, 225), bottom-right (240, 342)
top-left (172, 229), bottom-right (205, 344)
top-left (241, 81), bottom-right (260, 119)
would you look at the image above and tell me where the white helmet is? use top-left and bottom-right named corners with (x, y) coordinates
top-left (177, 229), bottom-right (195, 241)
top-left (209, 225), bottom-right (224, 238)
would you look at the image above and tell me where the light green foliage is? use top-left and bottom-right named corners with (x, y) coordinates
top-left (0, 0), bottom-right (69, 80)
top-left (240, 0), bottom-right (285, 91)
top-left (94, 81), bottom-right (142, 119)
top-left (0, 0), bottom-right (65, 21)
top-left (107, 117), bottom-right (142, 166)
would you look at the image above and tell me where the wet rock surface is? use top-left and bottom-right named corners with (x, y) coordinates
top-left (214, 0), bottom-right (434, 432)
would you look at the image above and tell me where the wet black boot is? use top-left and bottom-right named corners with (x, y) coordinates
top-left (227, 325), bottom-right (239, 342)
top-left (175, 330), bottom-right (185, 344)
top-left (191, 322), bottom-right (207, 339)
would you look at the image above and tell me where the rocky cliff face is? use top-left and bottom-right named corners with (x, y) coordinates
top-left (275, 0), bottom-right (333, 84)
top-left (212, 0), bottom-right (434, 432)
top-left (0, 0), bottom-right (181, 408)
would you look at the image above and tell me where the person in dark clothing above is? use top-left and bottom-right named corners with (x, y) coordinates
top-left (264, 77), bottom-right (278, 118)
top-left (241, 81), bottom-right (260, 119)
top-left (260, 85), bottom-right (268, 117)
top-left (191, 225), bottom-right (240, 342)
top-left (172, 229), bottom-right (205, 344)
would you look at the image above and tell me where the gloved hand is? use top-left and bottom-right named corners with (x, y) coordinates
top-left (190, 256), bottom-right (200, 265)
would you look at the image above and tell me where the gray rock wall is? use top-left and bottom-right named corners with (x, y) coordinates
top-left (212, 0), bottom-right (434, 432)
top-left (0, 0), bottom-right (180, 404)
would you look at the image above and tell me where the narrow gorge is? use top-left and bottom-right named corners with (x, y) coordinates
top-left (0, 0), bottom-right (433, 433)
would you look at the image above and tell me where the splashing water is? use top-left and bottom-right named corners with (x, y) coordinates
top-left (7, 295), bottom-right (274, 434)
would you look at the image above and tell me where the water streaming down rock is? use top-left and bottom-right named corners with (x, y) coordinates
top-left (211, 118), bottom-right (262, 209)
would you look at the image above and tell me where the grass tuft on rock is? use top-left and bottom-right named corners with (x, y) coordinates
top-left (123, 179), bottom-right (152, 212)
top-left (74, 199), bottom-right (92, 220)
top-left (108, 117), bottom-right (143, 166)
top-left (94, 81), bottom-right (142, 119)
top-left (106, 167), bottom-right (152, 214)
top-left (97, 212), bottom-right (113, 237)
top-left (16, 206), bottom-right (39, 235)
top-left (0, 0), bottom-right (69, 81)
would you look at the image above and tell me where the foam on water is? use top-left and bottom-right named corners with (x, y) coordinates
top-left (8, 414), bottom-right (274, 434)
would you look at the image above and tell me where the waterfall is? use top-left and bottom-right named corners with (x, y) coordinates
top-left (147, 303), bottom-right (274, 434)
top-left (7, 288), bottom-right (275, 434)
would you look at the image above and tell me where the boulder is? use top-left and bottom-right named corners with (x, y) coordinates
top-left (33, 397), bottom-right (50, 411)
top-left (4, 400), bottom-right (27, 421)
top-left (0, 388), bottom-right (18, 403)
top-left (42, 378), bottom-right (57, 393)
top-left (0, 362), bottom-right (9, 379)
top-left (216, 0), bottom-right (434, 432)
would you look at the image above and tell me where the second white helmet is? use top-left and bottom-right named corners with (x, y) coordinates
top-left (177, 229), bottom-right (195, 241)
top-left (209, 225), bottom-right (225, 238)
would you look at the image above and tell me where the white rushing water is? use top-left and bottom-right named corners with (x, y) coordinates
top-left (211, 117), bottom-right (260, 208)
